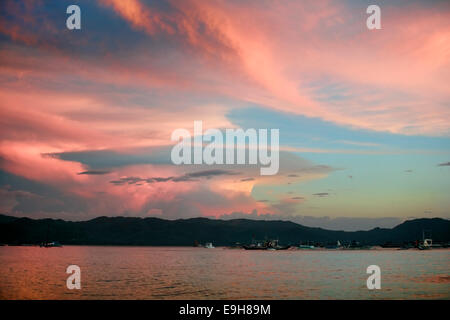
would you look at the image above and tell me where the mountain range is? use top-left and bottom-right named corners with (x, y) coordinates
top-left (0, 214), bottom-right (449, 246)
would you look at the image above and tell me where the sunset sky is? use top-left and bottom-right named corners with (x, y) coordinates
top-left (0, 0), bottom-right (449, 231)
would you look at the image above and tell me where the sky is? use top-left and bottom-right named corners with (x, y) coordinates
top-left (0, 0), bottom-right (449, 231)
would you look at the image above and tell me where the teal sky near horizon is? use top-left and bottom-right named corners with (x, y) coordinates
top-left (230, 107), bottom-right (450, 219)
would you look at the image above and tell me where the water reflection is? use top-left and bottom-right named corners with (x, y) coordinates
top-left (0, 247), bottom-right (448, 299)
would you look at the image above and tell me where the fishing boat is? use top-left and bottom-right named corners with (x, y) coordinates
top-left (243, 239), bottom-right (290, 250)
top-left (242, 243), bottom-right (267, 250)
top-left (298, 241), bottom-right (316, 249)
top-left (418, 230), bottom-right (432, 250)
top-left (40, 241), bottom-right (62, 248)
top-left (342, 240), bottom-right (372, 250)
top-left (418, 239), bottom-right (432, 250)
top-left (204, 242), bottom-right (215, 248)
top-left (298, 245), bottom-right (315, 249)
top-left (227, 242), bottom-right (243, 249)
top-left (40, 223), bottom-right (62, 247)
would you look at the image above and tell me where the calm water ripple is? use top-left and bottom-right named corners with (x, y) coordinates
top-left (0, 246), bottom-right (449, 299)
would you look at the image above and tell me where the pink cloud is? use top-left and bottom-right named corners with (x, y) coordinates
top-left (0, 0), bottom-right (449, 220)
top-left (95, 1), bottom-right (450, 135)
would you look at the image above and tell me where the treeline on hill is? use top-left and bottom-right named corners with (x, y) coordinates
top-left (0, 214), bottom-right (449, 246)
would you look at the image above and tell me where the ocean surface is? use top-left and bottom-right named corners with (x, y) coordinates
top-left (0, 246), bottom-right (449, 300)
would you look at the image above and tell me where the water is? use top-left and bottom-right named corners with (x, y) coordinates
top-left (0, 246), bottom-right (449, 299)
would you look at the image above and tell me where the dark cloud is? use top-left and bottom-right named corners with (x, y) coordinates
top-left (0, 170), bottom-right (88, 215)
top-left (437, 162), bottom-right (450, 166)
top-left (110, 169), bottom-right (239, 185)
top-left (183, 169), bottom-right (239, 179)
top-left (152, 177), bottom-right (174, 182)
top-left (0, 173), bottom-right (89, 218)
top-left (77, 170), bottom-right (111, 175)
top-left (404, 170), bottom-right (413, 173)
top-left (53, 148), bottom-right (334, 180)
top-left (51, 146), bottom-right (173, 169)
top-left (110, 177), bottom-right (146, 185)
top-left (291, 196), bottom-right (304, 200)
top-left (313, 192), bottom-right (329, 197)
top-left (240, 177), bottom-right (255, 182)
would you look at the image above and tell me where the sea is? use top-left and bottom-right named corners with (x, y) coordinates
top-left (0, 246), bottom-right (448, 299)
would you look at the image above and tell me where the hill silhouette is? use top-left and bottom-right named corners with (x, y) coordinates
top-left (0, 214), bottom-right (448, 246)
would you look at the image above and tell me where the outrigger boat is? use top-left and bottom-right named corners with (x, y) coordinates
top-left (204, 242), bottom-right (215, 248)
top-left (40, 223), bottom-right (62, 247)
top-left (418, 230), bottom-right (432, 250)
top-left (298, 241), bottom-right (316, 249)
top-left (40, 241), bottom-right (62, 248)
top-left (342, 240), bottom-right (372, 250)
top-left (243, 239), bottom-right (290, 250)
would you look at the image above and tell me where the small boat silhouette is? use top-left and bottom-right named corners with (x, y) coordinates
top-left (243, 239), bottom-right (290, 250)
top-left (40, 241), bottom-right (62, 248)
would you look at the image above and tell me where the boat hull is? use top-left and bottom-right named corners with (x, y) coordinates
top-left (243, 245), bottom-right (291, 250)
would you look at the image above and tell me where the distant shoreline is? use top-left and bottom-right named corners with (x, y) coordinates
top-left (2, 245), bottom-right (450, 251)
top-left (1, 214), bottom-right (449, 247)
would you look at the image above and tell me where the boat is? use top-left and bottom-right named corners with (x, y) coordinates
top-left (418, 239), bottom-right (432, 250)
top-left (243, 239), bottom-right (290, 251)
top-left (417, 230), bottom-right (432, 250)
top-left (297, 244), bottom-right (316, 250)
top-left (243, 242), bottom-right (267, 250)
top-left (40, 241), bottom-right (62, 248)
top-left (40, 223), bottom-right (62, 247)
top-left (272, 245), bottom-right (291, 250)
top-left (342, 240), bottom-right (372, 250)
top-left (204, 242), bottom-right (215, 248)
top-left (227, 242), bottom-right (243, 249)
